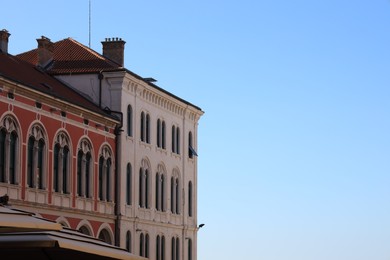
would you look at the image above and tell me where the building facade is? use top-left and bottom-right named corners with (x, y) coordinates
top-left (0, 30), bottom-right (122, 245)
top-left (14, 32), bottom-right (204, 260)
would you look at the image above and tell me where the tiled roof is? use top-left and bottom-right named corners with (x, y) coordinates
top-left (17, 37), bottom-right (203, 111)
top-left (0, 51), bottom-right (118, 119)
top-left (17, 38), bottom-right (122, 74)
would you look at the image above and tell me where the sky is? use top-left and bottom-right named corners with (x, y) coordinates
top-left (2, 1), bottom-right (390, 259)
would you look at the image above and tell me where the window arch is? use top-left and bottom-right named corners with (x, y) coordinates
top-left (27, 124), bottom-right (46, 189)
top-left (127, 105), bottom-right (133, 137)
top-left (79, 225), bottom-right (91, 236)
top-left (188, 181), bottom-right (193, 217)
top-left (156, 164), bottom-right (166, 212)
top-left (77, 139), bottom-right (93, 198)
top-left (0, 115), bottom-right (19, 185)
top-left (99, 145), bottom-right (113, 202)
top-left (156, 235), bottom-right (166, 260)
top-left (171, 125), bottom-right (180, 155)
top-left (188, 132), bottom-right (197, 158)
top-left (126, 163), bottom-right (132, 205)
top-left (98, 228), bottom-right (112, 245)
top-left (157, 119), bottom-right (166, 149)
top-left (140, 111), bottom-right (151, 144)
top-left (140, 232), bottom-right (149, 257)
top-left (53, 132), bottom-right (71, 194)
top-left (139, 159), bottom-right (150, 208)
top-left (171, 237), bottom-right (180, 260)
top-left (170, 169), bottom-right (180, 215)
top-left (126, 231), bottom-right (132, 252)
top-left (188, 239), bottom-right (192, 260)
top-left (76, 220), bottom-right (94, 237)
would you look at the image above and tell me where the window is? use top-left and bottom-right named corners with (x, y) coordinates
top-left (139, 159), bottom-right (150, 208)
top-left (27, 124), bottom-right (46, 189)
top-left (140, 233), bottom-right (149, 258)
top-left (171, 237), bottom-right (180, 260)
top-left (98, 146), bottom-right (113, 202)
top-left (188, 181), bottom-right (193, 217)
top-left (157, 119), bottom-right (166, 149)
top-left (79, 225), bottom-right (91, 236)
top-left (156, 235), bottom-right (165, 260)
top-left (188, 132), bottom-right (197, 158)
top-left (170, 170), bottom-right (180, 215)
top-left (171, 125), bottom-right (180, 155)
top-left (126, 231), bottom-right (132, 252)
top-left (127, 105), bottom-right (133, 137)
top-left (155, 164), bottom-right (166, 212)
top-left (141, 112), bottom-right (151, 144)
top-left (188, 239), bottom-right (192, 260)
top-left (53, 132), bottom-right (70, 194)
top-left (98, 228), bottom-right (112, 245)
top-left (126, 163), bottom-right (132, 205)
top-left (77, 139), bottom-right (93, 198)
top-left (0, 116), bottom-right (19, 185)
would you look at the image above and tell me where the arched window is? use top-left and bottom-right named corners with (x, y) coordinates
top-left (98, 228), bottom-right (112, 245)
top-left (77, 139), bottom-right (92, 198)
top-left (53, 132), bottom-right (71, 194)
top-left (141, 112), bottom-right (145, 142)
top-left (171, 237), bottom-right (180, 260)
top-left (156, 235), bottom-right (165, 260)
top-left (127, 105), bottom-right (133, 137)
top-left (27, 124), bottom-right (46, 189)
top-left (188, 132), bottom-right (197, 159)
top-left (170, 170), bottom-right (180, 215)
top-left (0, 116), bottom-right (19, 185)
top-left (171, 126), bottom-right (176, 153)
top-left (188, 239), bottom-right (192, 260)
top-left (188, 181), bottom-right (193, 217)
top-left (176, 128), bottom-right (180, 155)
top-left (146, 114), bottom-right (150, 144)
top-left (171, 125), bottom-right (180, 155)
top-left (141, 112), bottom-right (151, 144)
top-left (156, 164), bottom-right (166, 212)
top-left (157, 235), bottom-right (161, 260)
top-left (157, 119), bottom-right (161, 148)
top-left (140, 232), bottom-right (149, 257)
top-left (79, 225), bottom-right (91, 236)
top-left (139, 159), bottom-right (150, 208)
top-left (126, 231), bottom-right (132, 252)
top-left (98, 146), bottom-right (113, 202)
top-left (157, 119), bottom-right (166, 149)
top-left (0, 129), bottom-right (6, 183)
top-left (126, 163), bottom-right (132, 205)
top-left (176, 237), bottom-right (180, 260)
top-left (162, 121), bottom-right (166, 149)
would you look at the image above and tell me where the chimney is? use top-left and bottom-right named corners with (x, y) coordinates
top-left (0, 29), bottom-right (11, 54)
top-left (36, 36), bottom-right (54, 68)
top-left (102, 37), bottom-right (126, 67)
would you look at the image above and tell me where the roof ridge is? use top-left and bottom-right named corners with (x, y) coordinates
top-left (64, 37), bottom-right (107, 61)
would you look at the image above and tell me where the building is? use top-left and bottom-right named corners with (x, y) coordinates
top-left (0, 30), bottom-right (122, 245)
top-left (5, 30), bottom-right (204, 260)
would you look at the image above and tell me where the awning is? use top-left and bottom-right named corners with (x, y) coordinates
top-left (0, 206), bottom-right (62, 233)
top-left (0, 205), bottom-right (145, 260)
top-left (0, 229), bottom-right (145, 260)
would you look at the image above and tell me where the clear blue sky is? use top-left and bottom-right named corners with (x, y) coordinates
top-left (3, 1), bottom-right (390, 259)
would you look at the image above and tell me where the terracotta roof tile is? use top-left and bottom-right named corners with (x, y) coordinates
top-left (0, 52), bottom-right (117, 119)
top-left (17, 38), bottom-right (121, 74)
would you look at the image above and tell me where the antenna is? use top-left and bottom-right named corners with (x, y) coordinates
top-left (89, 0), bottom-right (91, 48)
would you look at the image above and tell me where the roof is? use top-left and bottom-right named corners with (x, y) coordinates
top-left (0, 51), bottom-right (119, 120)
top-left (17, 38), bottom-right (203, 112)
top-left (17, 38), bottom-right (122, 74)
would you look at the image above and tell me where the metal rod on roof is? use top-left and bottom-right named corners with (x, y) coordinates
top-left (89, 0), bottom-right (91, 48)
